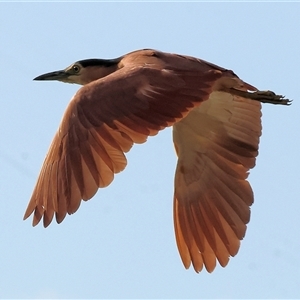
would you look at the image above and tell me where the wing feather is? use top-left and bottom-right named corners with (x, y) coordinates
top-left (24, 53), bottom-right (224, 226)
top-left (173, 91), bottom-right (262, 272)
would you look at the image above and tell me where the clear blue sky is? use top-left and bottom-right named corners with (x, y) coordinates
top-left (1, 2), bottom-right (299, 298)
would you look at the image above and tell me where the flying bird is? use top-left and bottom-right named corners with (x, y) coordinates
top-left (24, 49), bottom-right (290, 273)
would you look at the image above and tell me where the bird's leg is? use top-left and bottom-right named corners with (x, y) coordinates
top-left (224, 88), bottom-right (292, 105)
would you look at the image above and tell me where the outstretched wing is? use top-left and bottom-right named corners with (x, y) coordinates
top-left (24, 53), bottom-right (229, 227)
top-left (173, 90), bottom-right (262, 273)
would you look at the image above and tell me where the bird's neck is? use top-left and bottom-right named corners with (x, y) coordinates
top-left (78, 58), bottom-right (123, 85)
top-left (82, 65), bottom-right (120, 85)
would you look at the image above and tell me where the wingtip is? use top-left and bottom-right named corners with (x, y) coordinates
top-left (23, 210), bottom-right (32, 222)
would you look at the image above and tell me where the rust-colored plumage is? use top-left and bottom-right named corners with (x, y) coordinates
top-left (24, 49), bottom-right (290, 272)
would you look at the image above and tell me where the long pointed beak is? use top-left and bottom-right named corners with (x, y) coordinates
top-left (33, 70), bottom-right (69, 81)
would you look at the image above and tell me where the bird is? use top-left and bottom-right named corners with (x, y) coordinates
top-left (24, 49), bottom-right (290, 273)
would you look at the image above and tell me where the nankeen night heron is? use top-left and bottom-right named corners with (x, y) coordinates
top-left (24, 49), bottom-right (290, 273)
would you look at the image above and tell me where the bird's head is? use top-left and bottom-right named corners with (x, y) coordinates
top-left (34, 58), bottom-right (122, 85)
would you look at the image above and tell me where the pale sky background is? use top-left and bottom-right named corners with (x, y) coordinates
top-left (1, 2), bottom-right (299, 299)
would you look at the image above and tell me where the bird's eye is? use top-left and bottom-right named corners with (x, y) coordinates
top-left (72, 65), bottom-right (80, 73)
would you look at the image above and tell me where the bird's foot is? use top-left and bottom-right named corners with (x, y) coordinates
top-left (250, 90), bottom-right (292, 105)
top-left (227, 88), bottom-right (292, 105)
